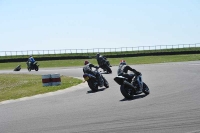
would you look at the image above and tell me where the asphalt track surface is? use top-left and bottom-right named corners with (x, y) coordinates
top-left (0, 61), bottom-right (200, 133)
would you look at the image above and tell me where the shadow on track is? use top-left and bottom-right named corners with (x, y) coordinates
top-left (87, 88), bottom-right (107, 94)
top-left (120, 94), bottom-right (147, 101)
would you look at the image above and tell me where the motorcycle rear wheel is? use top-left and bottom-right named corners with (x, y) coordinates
top-left (120, 85), bottom-right (134, 99)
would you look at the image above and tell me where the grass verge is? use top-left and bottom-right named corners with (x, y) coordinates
top-left (0, 74), bottom-right (83, 102)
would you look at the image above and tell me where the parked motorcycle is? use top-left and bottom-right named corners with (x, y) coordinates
top-left (83, 67), bottom-right (109, 92)
top-left (114, 73), bottom-right (150, 99)
top-left (26, 61), bottom-right (39, 72)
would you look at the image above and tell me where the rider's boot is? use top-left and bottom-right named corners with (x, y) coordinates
top-left (131, 79), bottom-right (142, 93)
top-left (131, 77), bottom-right (137, 89)
top-left (137, 86), bottom-right (142, 93)
top-left (137, 81), bottom-right (143, 93)
top-left (107, 61), bottom-right (112, 67)
top-left (96, 73), bottom-right (104, 87)
top-left (28, 62), bottom-right (31, 68)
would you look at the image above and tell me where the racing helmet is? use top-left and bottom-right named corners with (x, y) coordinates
top-left (84, 60), bottom-right (89, 65)
top-left (120, 60), bottom-right (126, 65)
top-left (96, 53), bottom-right (100, 57)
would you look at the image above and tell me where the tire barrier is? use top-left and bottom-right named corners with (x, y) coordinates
top-left (42, 73), bottom-right (61, 86)
top-left (42, 74), bottom-right (51, 86)
top-left (51, 73), bottom-right (61, 86)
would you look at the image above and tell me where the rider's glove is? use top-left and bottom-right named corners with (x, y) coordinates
top-left (135, 71), bottom-right (141, 76)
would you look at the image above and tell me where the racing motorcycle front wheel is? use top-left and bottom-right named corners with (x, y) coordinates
top-left (88, 79), bottom-right (98, 92)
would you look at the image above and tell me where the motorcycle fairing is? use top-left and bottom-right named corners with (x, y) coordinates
top-left (114, 76), bottom-right (127, 85)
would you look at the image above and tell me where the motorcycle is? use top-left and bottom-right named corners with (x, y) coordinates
top-left (26, 61), bottom-right (39, 72)
top-left (83, 67), bottom-right (109, 92)
top-left (114, 73), bottom-right (150, 99)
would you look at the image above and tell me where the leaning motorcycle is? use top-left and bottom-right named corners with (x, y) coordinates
top-left (26, 61), bottom-right (39, 72)
top-left (83, 67), bottom-right (109, 92)
top-left (114, 73), bottom-right (150, 99)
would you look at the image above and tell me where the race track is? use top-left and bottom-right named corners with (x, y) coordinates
top-left (0, 61), bottom-right (200, 133)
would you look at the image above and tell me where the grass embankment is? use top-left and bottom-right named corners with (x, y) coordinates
top-left (0, 54), bottom-right (200, 102)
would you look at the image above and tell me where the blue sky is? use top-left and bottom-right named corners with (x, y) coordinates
top-left (0, 0), bottom-right (200, 51)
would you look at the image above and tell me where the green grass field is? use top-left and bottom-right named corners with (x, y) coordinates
top-left (0, 54), bottom-right (200, 70)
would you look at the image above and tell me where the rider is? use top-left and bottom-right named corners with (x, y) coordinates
top-left (83, 60), bottom-right (104, 87)
top-left (117, 60), bottom-right (142, 91)
top-left (96, 53), bottom-right (111, 68)
top-left (28, 55), bottom-right (35, 68)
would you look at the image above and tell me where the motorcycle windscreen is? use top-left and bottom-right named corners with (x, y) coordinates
top-left (34, 62), bottom-right (39, 65)
top-left (114, 77), bottom-right (124, 85)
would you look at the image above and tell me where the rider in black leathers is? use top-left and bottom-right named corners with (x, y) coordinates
top-left (83, 60), bottom-right (104, 87)
top-left (96, 53), bottom-right (111, 68)
top-left (117, 60), bottom-right (142, 91)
